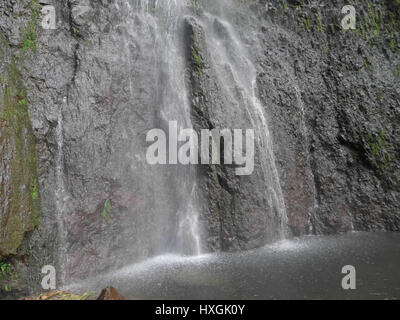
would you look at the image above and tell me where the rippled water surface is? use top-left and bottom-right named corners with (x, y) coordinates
top-left (68, 232), bottom-right (400, 300)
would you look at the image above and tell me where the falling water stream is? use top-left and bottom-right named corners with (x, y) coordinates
top-left (59, 1), bottom-right (400, 299)
top-left (115, 0), bottom-right (202, 256)
top-left (57, 0), bottom-right (287, 284)
top-left (55, 96), bottom-right (69, 284)
top-left (57, 0), bottom-right (285, 287)
top-left (122, 0), bottom-right (287, 254)
top-left (117, 0), bottom-right (204, 257)
top-left (200, 7), bottom-right (288, 238)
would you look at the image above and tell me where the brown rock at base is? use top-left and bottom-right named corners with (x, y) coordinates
top-left (97, 286), bottom-right (125, 300)
top-left (19, 290), bottom-right (95, 300)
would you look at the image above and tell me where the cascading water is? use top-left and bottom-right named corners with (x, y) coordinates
top-left (61, 0), bottom-right (287, 286)
top-left (176, 184), bottom-right (202, 255)
top-left (197, 1), bottom-right (288, 238)
top-left (10, 0), bottom-right (396, 301)
top-left (120, 0), bottom-right (202, 256)
top-left (115, 0), bottom-right (287, 257)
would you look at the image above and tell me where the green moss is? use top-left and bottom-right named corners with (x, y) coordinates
top-left (192, 48), bottom-right (202, 75)
top-left (73, 27), bottom-right (81, 37)
top-left (32, 183), bottom-right (38, 200)
top-left (300, 10), bottom-right (323, 33)
top-left (0, 262), bottom-right (11, 278)
top-left (0, 261), bottom-right (20, 292)
top-left (316, 12), bottom-right (323, 32)
top-left (396, 64), bottom-right (400, 78)
top-left (0, 261), bottom-right (11, 292)
top-left (303, 18), bottom-right (310, 31)
top-left (100, 199), bottom-right (112, 223)
top-left (21, 23), bottom-right (37, 53)
top-left (192, 32), bottom-right (203, 76)
top-left (0, 33), bottom-right (41, 258)
top-left (367, 130), bottom-right (391, 171)
top-left (356, 2), bottom-right (400, 49)
top-left (363, 57), bottom-right (371, 70)
top-left (21, 0), bottom-right (41, 53)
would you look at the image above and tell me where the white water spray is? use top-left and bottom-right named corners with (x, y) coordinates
top-left (55, 96), bottom-right (69, 284)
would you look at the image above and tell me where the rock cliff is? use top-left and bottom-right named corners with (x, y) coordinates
top-left (0, 0), bottom-right (398, 296)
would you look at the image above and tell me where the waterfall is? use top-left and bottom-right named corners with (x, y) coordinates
top-left (120, 0), bottom-right (202, 255)
top-left (54, 0), bottom-right (288, 288)
top-left (198, 3), bottom-right (288, 238)
top-left (117, 0), bottom-right (286, 258)
top-left (176, 184), bottom-right (202, 255)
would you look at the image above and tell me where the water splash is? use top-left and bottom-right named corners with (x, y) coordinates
top-left (176, 184), bottom-right (202, 255)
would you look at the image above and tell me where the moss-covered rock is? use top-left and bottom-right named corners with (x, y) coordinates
top-left (0, 33), bottom-right (40, 259)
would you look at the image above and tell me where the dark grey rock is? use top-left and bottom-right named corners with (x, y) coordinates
top-left (0, 0), bottom-right (398, 296)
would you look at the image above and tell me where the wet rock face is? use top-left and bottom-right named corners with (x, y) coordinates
top-left (0, 39), bottom-right (41, 259)
top-left (0, 0), bottom-right (55, 296)
top-left (0, 0), bottom-right (399, 293)
top-left (255, 0), bottom-right (400, 234)
top-left (184, 16), bottom-right (286, 252)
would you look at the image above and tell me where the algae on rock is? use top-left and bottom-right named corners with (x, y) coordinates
top-left (0, 34), bottom-right (40, 259)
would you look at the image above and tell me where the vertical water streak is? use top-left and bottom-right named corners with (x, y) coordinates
top-left (176, 184), bottom-right (202, 255)
top-left (122, 0), bottom-right (202, 255)
top-left (200, 8), bottom-right (288, 239)
top-left (55, 96), bottom-right (68, 284)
